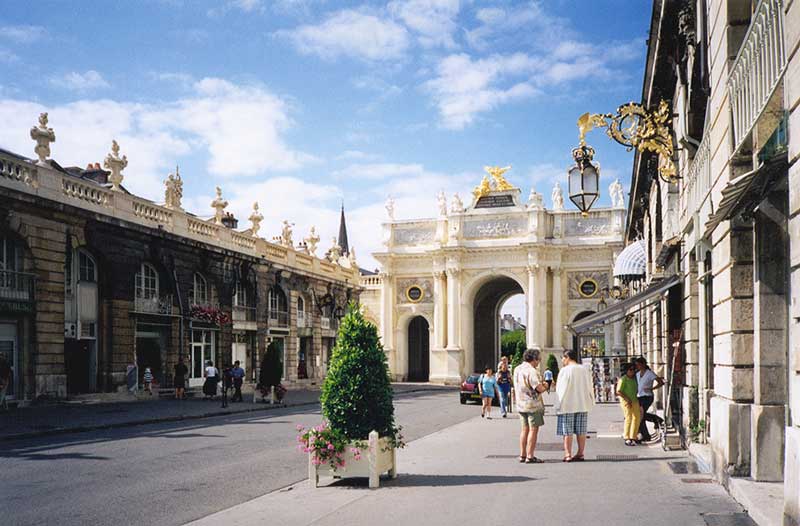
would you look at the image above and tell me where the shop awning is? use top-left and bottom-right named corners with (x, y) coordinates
top-left (613, 240), bottom-right (646, 280)
top-left (567, 274), bottom-right (680, 334)
top-left (704, 157), bottom-right (788, 239)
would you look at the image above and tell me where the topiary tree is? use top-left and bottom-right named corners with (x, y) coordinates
top-left (259, 341), bottom-right (283, 390)
top-left (321, 302), bottom-right (397, 441)
top-left (546, 353), bottom-right (560, 382)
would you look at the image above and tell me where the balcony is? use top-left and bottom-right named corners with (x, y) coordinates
top-left (134, 294), bottom-right (174, 315)
top-left (679, 129), bottom-right (712, 227)
top-left (0, 270), bottom-right (35, 312)
top-left (321, 316), bottom-right (332, 330)
top-left (268, 309), bottom-right (289, 328)
top-left (232, 305), bottom-right (256, 322)
top-left (297, 311), bottom-right (308, 328)
top-left (728, 0), bottom-right (787, 153)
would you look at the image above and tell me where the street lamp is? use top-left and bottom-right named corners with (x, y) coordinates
top-left (568, 144), bottom-right (600, 216)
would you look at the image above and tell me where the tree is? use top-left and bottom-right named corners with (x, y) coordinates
top-left (502, 330), bottom-right (526, 369)
top-left (258, 341), bottom-right (283, 390)
top-left (546, 353), bottom-right (560, 382)
top-left (321, 303), bottom-right (397, 440)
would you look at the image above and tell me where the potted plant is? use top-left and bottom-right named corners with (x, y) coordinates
top-left (298, 303), bottom-right (402, 488)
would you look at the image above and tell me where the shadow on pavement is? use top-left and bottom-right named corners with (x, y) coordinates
top-left (328, 474), bottom-right (536, 488)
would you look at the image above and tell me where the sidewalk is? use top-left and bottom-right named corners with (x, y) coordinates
top-left (0, 383), bottom-right (449, 441)
top-left (187, 396), bottom-right (752, 526)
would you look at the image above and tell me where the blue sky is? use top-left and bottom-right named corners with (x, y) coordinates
top-left (0, 0), bottom-right (649, 292)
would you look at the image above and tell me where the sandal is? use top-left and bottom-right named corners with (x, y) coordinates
top-left (525, 457), bottom-right (544, 464)
top-left (518, 456), bottom-right (526, 463)
top-left (563, 456), bottom-right (573, 462)
top-left (572, 454), bottom-right (585, 461)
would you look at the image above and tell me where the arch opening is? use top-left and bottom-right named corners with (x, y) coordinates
top-left (407, 316), bottom-right (430, 382)
top-left (472, 277), bottom-right (524, 373)
top-left (572, 310), bottom-right (603, 356)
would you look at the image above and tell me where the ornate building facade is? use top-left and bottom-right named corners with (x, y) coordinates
top-left (360, 170), bottom-right (626, 384)
top-left (608, 0), bottom-right (800, 522)
top-left (1, 115), bottom-right (359, 401)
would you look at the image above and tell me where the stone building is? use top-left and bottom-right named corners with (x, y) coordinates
top-left (1, 115), bottom-right (359, 402)
top-left (595, 0), bottom-right (799, 522)
top-left (359, 171), bottom-right (626, 383)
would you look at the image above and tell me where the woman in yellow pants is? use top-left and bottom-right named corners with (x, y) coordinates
top-left (616, 363), bottom-right (642, 446)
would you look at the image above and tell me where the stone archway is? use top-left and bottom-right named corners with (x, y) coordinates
top-left (471, 276), bottom-right (524, 373)
top-left (572, 310), bottom-right (603, 355)
top-left (407, 316), bottom-right (430, 381)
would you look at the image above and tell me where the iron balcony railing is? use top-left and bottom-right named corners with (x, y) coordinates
top-left (321, 316), bottom-right (332, 330)
top-left (134, 293), bottom-right (174, 315)
top-left (268, 309), bottom-right (289, 328)
top-left (232, 305), bottom-right (256, 322)
top-left (0, 270), bottom-right (35, 305)
top-left (297, 312), bottom-right (309, 328)
top-left (679, 129), bottom-right (712, 225)
top-left (728, 0), bottom-right (787, 153)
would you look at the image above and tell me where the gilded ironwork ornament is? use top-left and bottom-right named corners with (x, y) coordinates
top-left (576, 100), bottom-right (677, 184)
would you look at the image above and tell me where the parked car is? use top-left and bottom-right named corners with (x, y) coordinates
top-left (460, 373), bottom-right (500, 406)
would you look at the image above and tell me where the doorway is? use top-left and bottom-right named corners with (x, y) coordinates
top-left (407, 316), bottom-right (430, 382)
top-left (190, 329), bottom-right (216, 387)
top-left (0, 322), bottom-right (17, 399)
top-left (65, 339), bottom-right (96, 394)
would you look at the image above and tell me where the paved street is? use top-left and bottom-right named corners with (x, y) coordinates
top-left (189, 395), bottom-right (750, 526)
top-left (1, 390), bottom-right (475, 526)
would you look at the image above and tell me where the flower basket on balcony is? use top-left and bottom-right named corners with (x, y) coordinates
top-left (189, 305), bottom-right (230, 326)
top-left (300, 302), bottom-right (402, 488)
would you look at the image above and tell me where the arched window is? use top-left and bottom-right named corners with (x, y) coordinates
top-left (191, 273), bottom-right (208, 306)
top-left (233, 281), bottom-right (247, 307)
top-left (0, 236), bottom-right (22, 272)
top-left (135, 263), bottom-right (159, 299)
top-left (268, 287), bottom-right (288, 326)
top-left (297, 296), bottom-right (306, 326)
top-left (78, 250), bottom-right (96, 282)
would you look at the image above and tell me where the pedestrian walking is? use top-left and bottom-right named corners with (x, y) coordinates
top-left (173, 357), bottom-right (188, 400)
top-left (555, 349), bottom-right (594, 462)
top-left (143, 367), bottom-right (154, 395)
top-left (203, 360), bottom-right (219, 400)
top-left (496, 361), bottom-right (512, 417)
top-left (634, 357), bottom-right (664, 442)
top-left (543, 368), bottom-right (554, 393)
top-left (616, 363), bottom-right (641, 446)
top-left (479, 367), bottom-right (497, 419)
top-left (0, 355), bottom-right (11, 410)
top-left (231, 360), bottom-right (245, 402)
top-left (514, 349), bottom-right (549, 463)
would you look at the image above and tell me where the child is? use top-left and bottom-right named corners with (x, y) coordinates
top-left (543, 368), bottom-right (554, 392)
top-left (616, 363), bottom-right (641, 446)
top-left (479, 367), bottom-right (497, 419)
top-left (143, 367), bottom-right (154, 395)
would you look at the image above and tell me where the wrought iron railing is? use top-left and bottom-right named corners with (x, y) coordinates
top-left (0, 270), bottom-right (35, 303)
top-left (679, 129), bottom-right (712, 224)
top-left (321, 316), bottom-right (332, 330)
top-left (268, 309), bottom-right (289, 328)
top-left (728, 0), bottom-right (787, 153)
top-left (134, 294), bottom-right (173, 315)
top-left (232, 305), bottom-right (256, 322)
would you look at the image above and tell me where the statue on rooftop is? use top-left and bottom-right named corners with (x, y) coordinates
top-left (304, 226), bottom-right (321, 256)
top-left (164, 166), bottom-right (183, 210)
top-left (104, 140), bottom-right (128, 192)
top-left (551, 181), bottom-right (564, 211)
top-left (30, 112), bottom-right (56, 166)
top-left (248, 202), bottom-right (263, 237)
top-left (211, 186), bottom-right (228, 224)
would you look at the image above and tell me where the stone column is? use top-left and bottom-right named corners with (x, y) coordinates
top-left (526, 265), bottom-right (541, 350)
top-left (432, 271), bottom-right (447, 350)
top-left (445, 268), bottom-right (461, 350)
top-left (537, 267), bottom-right (548, 347)
top-left (379, 272), bottom-right (395, 374)
top-left (551, 267), bottom-right (563, 350)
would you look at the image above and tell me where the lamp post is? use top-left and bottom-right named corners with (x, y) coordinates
top-left (568, 99), bottom-right (677, 214)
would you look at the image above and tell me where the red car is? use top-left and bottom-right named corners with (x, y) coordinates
top-left (460, 374), bottom-right (501, 406)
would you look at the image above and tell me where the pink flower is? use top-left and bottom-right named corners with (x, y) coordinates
top-left (354, 454), bottom-right (361, 461)
top-left (327, 443), bottom-right (335, 451)
top-left (296, 424), bottom-right (304, 431)
top-left (312, 458), bottom-right (321, 466)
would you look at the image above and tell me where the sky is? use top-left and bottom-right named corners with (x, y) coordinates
top-left (0, 0), bottom-right (650, 318)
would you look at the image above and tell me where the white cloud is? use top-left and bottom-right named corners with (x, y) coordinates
top-left (0, 25), bottom-right (47, 44)
top-left (278, 10), bottom-right (410, 62)
top-left (335, 150), bottom-right (379, 161)
top-left (388, 0), bottom-right (460, 49)
top-left (424, 53), bottom-right (539, 129)
top-left (52, 70), bottom-right (111, 92)
top-left (0, 78), bottom-right (311, 199)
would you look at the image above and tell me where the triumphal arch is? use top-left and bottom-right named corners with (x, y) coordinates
top-left (360, 168), bottom-right (626, 384)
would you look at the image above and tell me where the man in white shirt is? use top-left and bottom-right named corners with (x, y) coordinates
top-left (555, 349), bottom-right (595, 462)
top-left (634, 357), bottom-right (664, 442)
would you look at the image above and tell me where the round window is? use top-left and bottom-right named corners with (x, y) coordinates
top-left (578, 279), bottom-right (598, 298)
top-left (406, 285), bottom-right (424, 303)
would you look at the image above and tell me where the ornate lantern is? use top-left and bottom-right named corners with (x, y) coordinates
top-left (568, 144), bottom-right (600, 215)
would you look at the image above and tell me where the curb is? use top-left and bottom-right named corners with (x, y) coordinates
top-left (1, 385), bottom-right (450, 442)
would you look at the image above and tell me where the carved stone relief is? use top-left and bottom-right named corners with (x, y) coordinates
top-left (394, 226), bottom-right (436, 245)
top-left (567, 271), bottom-right (610, 299)
top-left (396, 278), bottom-right (434, 304)
top-left (464, 217), bottom-right (527, 239)
top-left (564, 217), bottom-right (611, 236)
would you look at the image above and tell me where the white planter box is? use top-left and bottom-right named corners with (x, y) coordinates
top-left (309, 430), bottom-right (397, 488)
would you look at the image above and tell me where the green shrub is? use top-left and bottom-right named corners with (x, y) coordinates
top-left (546, 353), bottom-right (560, 382)
top-left (502, 330), bottom-right (526, 369)
top-left (321, 303), bottom-right (397, 441)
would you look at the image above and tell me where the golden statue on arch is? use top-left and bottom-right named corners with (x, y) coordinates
top-left (473, 165), bottom-right (515, 198)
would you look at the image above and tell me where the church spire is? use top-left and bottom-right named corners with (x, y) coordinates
top-left (338, 203), bottom-right (349, 256)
